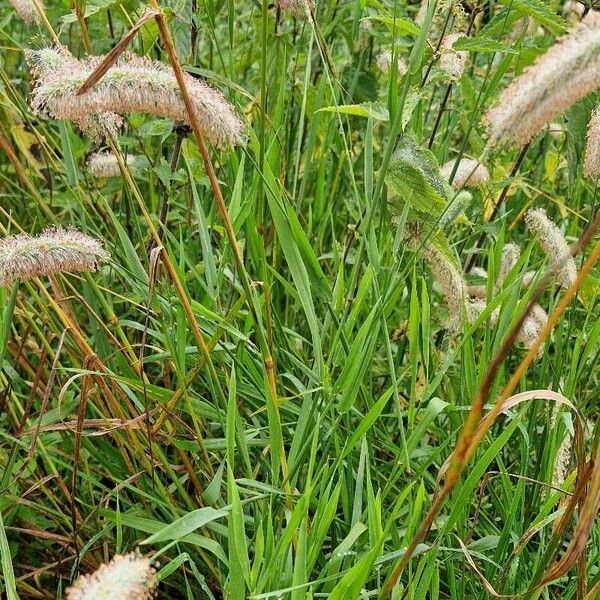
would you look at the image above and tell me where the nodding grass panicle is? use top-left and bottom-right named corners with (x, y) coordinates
top-left (65, 552), bottom-right (157, 600)
top-left (486, 11), bottom-right (600, 147)
top-left (277, 0), bottom-right (315, 17)
top-left (439, 33), bottom-right (467, 79)
top-left (0, 227), bottom-right (109, 286)
top-left (376, 51), bottom-right (408, 76)
top-left (525, 208), bottom-right (577, 288)
top-left (404, 223), bottom-right (472, 332)
top-left (584, 107), bottom-right (600, 179)
top-left (9, 0), bottom-right (43, 23)
top-left (440, 157), bottom-right (490, 189)
top-left (88, 151), bottom-right (145, 179)
top-left (26, 46), bottom-right (245, 148)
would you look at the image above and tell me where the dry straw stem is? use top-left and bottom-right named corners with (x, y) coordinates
top-left (148, 1), bottom-right (294, 505)
top-left (9, 0), bottom-right (44, 23)
top-left (65, 552), bottom-right (157, 600)
top-left (583, 107), bottom-right (600, 178)
top-left (27, 46), bottom-right (245, 148)
top-left (487, 11), bottom-right (600, 146)
top-left (0, 227), bottom-right (109, 287)
top-left (381, 209), bottom-right (600, 597)
top-left (525, 208), bottom-right (577, 288)
top-left (441, 157), bottom-right (490, 189)
top-left (439, 33), bottom-right (468, 79)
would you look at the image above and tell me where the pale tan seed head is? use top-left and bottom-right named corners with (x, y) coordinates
top-left (496, 242), bottom-right (521, 287)
top-left (376, 51), bottom-right (408, 76)
top-left (487, 11), bottom-right (600, 146)
top-left (440, 33), bottom-right (468, 79)
top-left (277, 0), bottom-right (315, 17)
top-left (440, 157), bottom-right (489, 189)
top-left (65, 552), bottom-right (157, 600)
top-left (88, 152), bottom-right (145, 179)
top-left (9, 0), bottom-right (44, 23)
top-left (584, 107), bottom-right (600, 178)
top-left (525, 208), bottom-right (577, 288)
top-left (0, 227), bottom-right (109, 286)
top-left (26, 46), bottom-right (245, 148)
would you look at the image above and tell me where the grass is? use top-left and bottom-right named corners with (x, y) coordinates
top-left (0, 0), bottom-right (599, 598)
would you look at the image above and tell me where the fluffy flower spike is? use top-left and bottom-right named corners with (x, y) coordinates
top-left (88, 152), bottom-right (145, 179)
top-left (0, 227), bottom-right (109, 286)
top-left (584, 107), bottom-right (600, 179)
top-left (9, 0), bottom-right (44, 23)
top-left (376, 51), bottom-right (408, 76)
top-left (525, 208), bottom-right (577, 288)
top-left (440, 33), bottom-right (468, 79)
top-left (65, 552), bottom-right (157, 600)
top-left (27, 46), bottom-right (245, 148)
top-left (440, 157), bottom-right (490, 189)
top-left (486, 11), bottom-right (600, 146)
top-left (277, 0), bottom-right (315, 17)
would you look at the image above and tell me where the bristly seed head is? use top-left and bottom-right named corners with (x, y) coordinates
top-left (65, 552), bottom-right (157, 600)
top-left (584, 107), bottom-right (600, 179)
top-left (525, 208), bottom-right (577, 288)
top-left (486, 11), bottom-right (600, 147)
top-left (439, 33), bottom-right (468, 79)
top-left (9, 0), bottom-right (44, 23)
top-left (440, 157), bottom-right (490, 189)
top-left (0, 227), bottom-right (109, 286)
top-left (376, 51), bottom-right (408, 76)
top-left (88, 152), bottom-right (145, 179)
top-left (277, 0), bottom-right (315, 17)
top-left (26, 46), bottom-right (245, 148)
top-left (496, 242), bottom-right (521, 287)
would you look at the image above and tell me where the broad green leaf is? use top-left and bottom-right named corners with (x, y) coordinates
top-left (317, 102), bottom-right (389, 121)
top-left (452, 35), bottom-right (518, 54)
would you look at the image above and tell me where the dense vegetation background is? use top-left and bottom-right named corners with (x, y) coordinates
top-left (0, 0), bottom-right (599, 598)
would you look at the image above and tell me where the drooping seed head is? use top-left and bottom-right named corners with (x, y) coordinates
top-left (26, 46), bottom-right (245, 148)
top-left (440, 157), bottom-right (490, 189)
top-left (88, 152), bottom-right (146, 179)
top-left (584, 107), bottom-right (600, 179)
top-left (0, 227), bottom-right (109, 286)
top-left (440, 33), bottom-right (468, 79)
top-left (376, 51), bottom-right (408, 76)
top-left (404, 222), bottom-right (470, 332)
top-left (65, 552), bottom-right (157, 600)
top-left (525, 208), bottom-right (577, 288)
top-left (9, 0), bottom-right (44, 23)
top-left (486, 11), bottom-right (600, 147)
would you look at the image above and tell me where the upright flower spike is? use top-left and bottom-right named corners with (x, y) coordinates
top-left (486, 11), bottom-right (600, 146)
top-left (440, 157), bottom-right (490, 189)
top-left (496, 242), bottom-right (521, 287)
top-left (9, 0), bottom-right (43, 23)
top-left (584, 107), bottom-right (600, 179)
top-left (439, 33), bottom-right (468, 79)
top-left (525, 208), bottom-right (577, 288)
top-left (65, 552), bottom-right (157, 600)
top-left (376, 51), bottom-right (408, 76)
top-left (27, 47), bottom-right (245, 148)
top-left (0, 227), bottom-right (109, 286)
